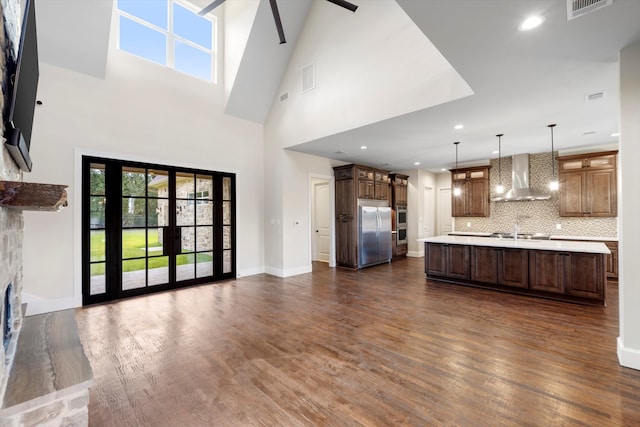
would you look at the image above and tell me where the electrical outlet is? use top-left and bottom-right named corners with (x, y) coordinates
top-left (556, 223), bottom-right (562, 230)
top-left (467, 222), bottom-right (471, 228)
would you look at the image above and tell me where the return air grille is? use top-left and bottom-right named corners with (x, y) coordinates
top-left (567, 0), bottom-right (613, 20)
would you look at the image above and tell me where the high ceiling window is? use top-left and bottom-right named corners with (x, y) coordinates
top-left (117, 0), bottom-right (216, 82)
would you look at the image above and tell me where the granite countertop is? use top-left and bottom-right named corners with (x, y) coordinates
top-left (420, 235), bottom-right (610, 254)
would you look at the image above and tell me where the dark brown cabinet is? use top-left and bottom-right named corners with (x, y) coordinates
top-left (529, 250), bottom-right (605, 300)
top-left (424, 242), bottom-right (606, 305)
top-left (334, 164), bottom-right (390, 268)
top-left (390, 174), bottom-right (408, 258)
top-left (425, 243), bottom-right (470, 280)
top-left (471, 246), bottom-right (528, 288)
top-left (558, 151), bottom-right (617, 217)
top-left (451, 166), bottom-right (490, 217)
top-left (605, 241), bottom-right (618, 279)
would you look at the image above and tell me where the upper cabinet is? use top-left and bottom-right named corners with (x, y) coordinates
top-left (390, 174), bottom-right (408, 206)
top-left (558, 151), bottom-right (617, 217)
top-left (451, 166), bottom-right (490, 217)
top-left (354, 166), bottom-right (389, 201)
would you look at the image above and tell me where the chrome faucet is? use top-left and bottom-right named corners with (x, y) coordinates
top-left (514, 213), bottom-right (530, 242)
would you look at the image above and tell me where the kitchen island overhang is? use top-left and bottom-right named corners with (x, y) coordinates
top-left (418, 235), bottom-right (610, 305)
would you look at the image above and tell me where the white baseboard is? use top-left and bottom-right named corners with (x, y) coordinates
top-left (22, 292), bottom-right (75, 316)
top-left (237, 266), bottom-right (265, 278)
top-left (407, 250), bottom-right (424, 258)
top-left (618, 337), bottom-right (640, 371)
top-left (265, 264), bottom-right (312, 278)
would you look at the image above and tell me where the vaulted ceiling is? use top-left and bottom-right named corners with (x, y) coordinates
top-left (35, 0), bottom-right (640, 171)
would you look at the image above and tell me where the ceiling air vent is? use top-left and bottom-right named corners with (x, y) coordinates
top-left (279, 92), bottom-right (289, 102)
top-left (567, 0), bottom-right (613, 20)
top-left (585, 91), bottom-right (606, 102)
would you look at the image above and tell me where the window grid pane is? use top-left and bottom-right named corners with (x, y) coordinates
top-left (119, 16), bottom-right (167, 66)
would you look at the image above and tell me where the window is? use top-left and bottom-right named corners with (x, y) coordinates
top-left (117, 0), bottom-right (216, 82)
top-left (188, 190), bottom-right (210, 206)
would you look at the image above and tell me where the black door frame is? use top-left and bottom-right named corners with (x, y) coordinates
top-left (81, 156), bottom-right (236, 306)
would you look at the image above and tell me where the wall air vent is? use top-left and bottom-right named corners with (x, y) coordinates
top-left (585, 91), bottom-right (606, 102)
top-left (302, 63), bottom-right (315, 93)
top-left (567, 0), bottom-right (613, 21)
top-left (279, 92), bottom-right (289, 102)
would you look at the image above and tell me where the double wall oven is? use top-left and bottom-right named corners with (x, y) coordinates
top-left (396, 205), bottom-right (407, 245)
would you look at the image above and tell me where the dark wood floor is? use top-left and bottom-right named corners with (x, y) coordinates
top-left (76, 257), bottom-right (640, 426)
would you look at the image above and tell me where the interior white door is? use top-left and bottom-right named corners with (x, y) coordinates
top-left (313, 181), bottom-right (331, 262)
top-left (438, 188), bottom-right (453, 235)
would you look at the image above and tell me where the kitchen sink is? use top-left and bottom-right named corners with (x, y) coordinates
top-left (489, 232), bottom-right (551, 240)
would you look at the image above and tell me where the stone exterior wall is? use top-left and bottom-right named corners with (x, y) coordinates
top-left (0, 389), bottom-right (89, 427)
top-left (0, 0), bottom-right (25, 405)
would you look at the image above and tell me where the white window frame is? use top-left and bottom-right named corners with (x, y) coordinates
top-left (116, 0), bottom-right (217, 83)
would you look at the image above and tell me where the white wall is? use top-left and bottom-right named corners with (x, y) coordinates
top-left (618, 41), bottom-right (640, 370)
top-left (21, 48), bottom-right (265, 314)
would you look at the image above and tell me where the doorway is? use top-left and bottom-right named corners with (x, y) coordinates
top-left (311, 177), bottom-right (332, 264)
top-left (82, 156), bottom-right (235, 305)
top-left (438, 187), bottom-right (453, 235)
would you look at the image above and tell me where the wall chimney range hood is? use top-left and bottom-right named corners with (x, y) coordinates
top-left (491, 153), bottom-right (551, 201)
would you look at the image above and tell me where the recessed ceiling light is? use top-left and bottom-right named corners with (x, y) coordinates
top-left (611, 132), bottom-right (620, 137)
top-left (454, 124), bottom-right (464, 130)
top-left (492, 150), bottom-right (499, 154)
top-left (360, 145), bottom-right (367, 150)
top-left (441, 168), bottom-right (447, 172)
top-left (414, 162), bottom-right (421, 166)
top-left (519, 15), bottom-right (545, 31)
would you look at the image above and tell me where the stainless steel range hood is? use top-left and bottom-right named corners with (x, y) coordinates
top-left (491, 153), bottom-right (551, 202)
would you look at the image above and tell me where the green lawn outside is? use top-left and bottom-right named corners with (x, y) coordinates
top-left (90, 229), bottom-right (213, 276)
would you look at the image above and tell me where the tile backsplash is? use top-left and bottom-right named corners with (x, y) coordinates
top-left (453, 152), bottom-right (618, 238)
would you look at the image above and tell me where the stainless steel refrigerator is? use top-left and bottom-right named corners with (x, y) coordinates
top-left (358, 201), bottom-right (392, 268)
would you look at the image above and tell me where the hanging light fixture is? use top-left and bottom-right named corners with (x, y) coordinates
top-left (548, 124), bottom-right (558, 191)
top-left (453, 141), bottom-right (461, 196)
top-left (495, 134), bottom-right (504, 194)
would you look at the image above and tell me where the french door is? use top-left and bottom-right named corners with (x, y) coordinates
top-left (82, 156), bottom-right (235, 305)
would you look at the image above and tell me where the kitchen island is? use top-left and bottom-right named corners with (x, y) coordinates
top-left (418, 235), bottom-right (610, 305)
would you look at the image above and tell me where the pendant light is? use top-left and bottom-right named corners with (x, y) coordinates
top-left (495, 134), bottom-right (504, 194)
top-left (453, 141), bottom-right (461, 196)
top-left (548, 124), bottom-right (559, 191)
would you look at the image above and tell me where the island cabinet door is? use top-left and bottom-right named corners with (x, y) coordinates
top-left (529, 250), bottom-right (565, 294)
top-left (426, 243), bottom-right (447, 276)
top-left (471, 246), bottom-right (498, 283)
top-left (564, 252), bottom-right (605, 300)
top-left (446, 244), bottom-right (471, 280)
top-left (497, 248), bottom-right (529, 289)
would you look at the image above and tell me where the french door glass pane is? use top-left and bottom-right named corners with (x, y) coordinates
top-left (223, 176), bottom-right (231, 200)
top-left (153, 199), bottom-right (170, 227)
top-left (176, 172), bottom-right (195, 198)
top-left (222, 201), bottom-right (231, 225)
top-left (122, 228), bottom-right (147, 259)
top-left (223, 226), bottom-right (231, 250)
top-left (91, 230), bottom-right (106, 262)
top-left (148, 256), bottom-right (169, 286)
top-left (122, 167), bottom-right (147, 196)
top-left (122, 259), bottom-right (146, 290)
top-left (122, 197), bottom-right (146, 227)
top-left (176, 200), bottom-right (194, 226)
top-left (196, 202), bottom-right (213, 225)
top-left (180, 227), bottom-right (195, 253)
top-left (196, 226), bottom-right (213, 251)
top-left (223, 250), bottom-right (232, 273)
top-left (90, 163), bottom-right (105, 195)
top-left (196, 252), bottom-right (213, 278)
top-left (147, 169), bottom-right (169, 197)
top-left (90, 263), bottom-right (106, 295)
top-left (90, 197), bottom-right (106, 229)
top-left (147, 229), bottom-right (163, 254)
top-left (176, 254), bottom-right (195, 281)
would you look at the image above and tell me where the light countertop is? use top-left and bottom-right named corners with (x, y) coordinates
top-left (419, 235), bottom-right (610, 254)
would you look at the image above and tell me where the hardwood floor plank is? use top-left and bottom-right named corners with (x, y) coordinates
top-left (76, 258), bottom-right (640, 426)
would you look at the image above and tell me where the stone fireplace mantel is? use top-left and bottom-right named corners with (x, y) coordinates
top-left (0, 181), bottom-right (68, 211)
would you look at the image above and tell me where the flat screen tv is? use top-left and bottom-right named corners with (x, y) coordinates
top-left (4, 0), bottom-right (38, 172)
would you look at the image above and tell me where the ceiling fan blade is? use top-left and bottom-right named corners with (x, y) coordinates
top-left (198, 0), bottom-right (226, 16)
top-left (326, 0), bottom-right (358, 13)
top-left (269, 0), bottom-right (287, 44)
